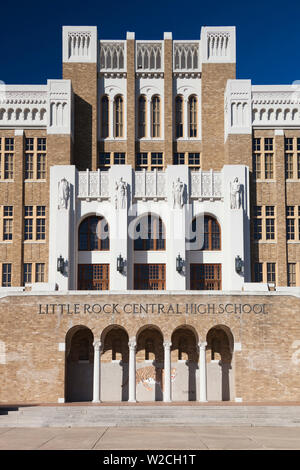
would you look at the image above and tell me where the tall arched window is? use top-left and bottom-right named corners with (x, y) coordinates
top-left (175, 95), bottom-right (183, 138)
top-left (134, 214), bottom-right (165, 251)
top-left (151, 95), bottom-right (160, 138)
top-left (138, 95), bottom-right (146, 138)
top-left (191, 215), bottom-right (221, 251)
top-left (188, 95), bottom-right (197, 138)
top-left (78, 216), bottom-right (109, 251)
top-left (114, 95), bottom-right (124, 137)
top-left (101, 95), bottom-right (109, 138)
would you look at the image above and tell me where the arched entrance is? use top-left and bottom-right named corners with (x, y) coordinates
top-left (171, 326), bottom-right (199, 401)
top-left (135, 326), bottom-right (164, 401)
top-left (206, 325), bottom-right (234, 401)
top-left (65, 326), bottom-right (94, 402)
top-left (101, 326), bottom-right (129, 401)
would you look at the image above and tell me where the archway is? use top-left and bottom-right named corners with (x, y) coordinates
top-left (101, 326), bottom-right (129, 401)
top-left (206, 325), bottom-right (234, 401)
top-left (171, 326), bottom-right (199, 401)
top-left (136, 325), bottom-right (164, 401)
top-left (65, 326), bottom-right (94, 402)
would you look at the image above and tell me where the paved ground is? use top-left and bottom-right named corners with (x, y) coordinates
top-left (0, 426), bottom-right (299, 450)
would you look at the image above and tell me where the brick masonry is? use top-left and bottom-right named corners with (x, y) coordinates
top-left (0, 292), bottom-right (299, 403)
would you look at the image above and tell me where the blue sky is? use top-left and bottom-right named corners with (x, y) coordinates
top-left (1, 0), bottom-right (300, 85)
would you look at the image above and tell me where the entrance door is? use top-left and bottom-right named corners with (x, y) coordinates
top-left (190, 264), bottom-right (221, 290)
top-left (78, 264), bottom-right (109, 290)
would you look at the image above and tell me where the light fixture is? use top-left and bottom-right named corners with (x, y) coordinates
top-left (235, 255), bottom-right (243, 274)
top-left (117, 254), bottom-right (125, 273)
top-left (57, 255), bottom-right (65, 274)
top-left (176, 254), bottom-right (184, 273)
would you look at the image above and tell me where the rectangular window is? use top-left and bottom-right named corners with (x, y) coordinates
top-left (266, 206), bottom-right (275, 240)
top-left (264, 138), bottom-right (273, 151)
top-left (173, 153), bottom-right (185, 165)
top-left (24, 219), bottom-right (33, 240)
top-left (2, 263), bottom-right (11, 287)
top-left (134, 264), bottom-right (166, 290)
top-left (253, 154), bottom-right (261, 179)
top-left (5, 138), bottom-right (14, 151)
top-left (24, 137), bottom-right (46, 180)
top-left (78, 264), bottom-right (109, 290)
top-left (35, 263), bottom-right (45, 282)
top-left (37, 154), bottom-right (46, 179)
top-left (285, 137), bottom-right (293, 151)
top-left (37, 138), bottom-right (46, 151)
top-left (36, 219), bottom-right (45, 240)
top-left (285, 154), bottom-right (294, 179)
top-left (3, 219), bottom-right (12, 241)
top-left (188, 153), bottom-right (200, 166)
top-left (267, 263), bottom-right (276, 283)
top-left (265, 154), bottom-right (274, 179)
top-left (136, 153), bottom-right (148, 170)
top-left (3, 206), bottom-right (13, 241)
top-left (23, 263), bottom-right (32, 284)
top-left (190, 264), bottom-right (222, 290)
top-left (150, 152), bottom-right (163, 170)
top-left (98, 152), bottom-right (111, 170)
top-left (25, 138), bottom-right (34, 151)
top-left (4, 154), bottom-right (13, 179)
top-left (253, 219), bottom-right (262, 240)
top-left (288, 263), bottom-right (296, 287)
top-left (24, 206), bottom-right (45, 241)
top-left (253, 138), bottom-right (261, 151)
top-left (298, 154), bottom-right (300, 179)
top-left (254, 262), bottom-right (263, 282)
top-left (113, 153), bottom-right (125, 165)
top-left (25, 154), bottom-right (34, 179)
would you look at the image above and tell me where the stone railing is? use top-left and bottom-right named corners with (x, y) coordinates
top-left (77, 169), bottom-right (223, 201)
top-left (190, 170), bottom-right (223, 200)
top-left (134, 170), bottom-right (166, 200)
top-left (78, 169), bottom-right (110, 200)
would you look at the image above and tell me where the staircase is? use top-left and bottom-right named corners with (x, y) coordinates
top-left (1, 405), bottom-right (300, 427)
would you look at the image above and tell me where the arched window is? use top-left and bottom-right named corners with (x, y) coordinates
top-left (175, 96), bottom-right (183, 138)
top-left (188, 95), bottom-right (197, 138)
top-left (138, 95), bottom-right (146, 138)
top-left (101, 95), bottom-right (109, 138)
top-left (134, 214), bottom-right (165, 251)
top-left (78, 216), bottom-right (109, 251)
top-left (191, 215), bottom-right (221, 251)
top-left (114, 95), bottom-right (124, 137)
top-left (151, 95), bottom-right (160, 138)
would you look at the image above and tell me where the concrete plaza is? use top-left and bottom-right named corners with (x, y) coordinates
top-left (0, 426), bottom-right (299, 450)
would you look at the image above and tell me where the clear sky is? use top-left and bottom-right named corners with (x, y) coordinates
top-left (1, 0), bottom-right (300, 85)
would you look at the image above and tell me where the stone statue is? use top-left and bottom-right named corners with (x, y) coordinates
top-left (172, 177), bottom-right (184, 208)
top-left (115, 177), bottom-right (127, 209)
top-left (230, 177), bottom-right (241, 209)
top-left (58, 177), bottom-right (70, 209)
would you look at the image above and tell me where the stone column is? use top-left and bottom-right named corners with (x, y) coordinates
top-left (199, 341), bottom-right (208, 402)
top-left (128, 339), bottom-right (137, 402)
top-left (92, 341), bottom-right (102, 403)
top-left (163, 341), bottom-right (172, 402)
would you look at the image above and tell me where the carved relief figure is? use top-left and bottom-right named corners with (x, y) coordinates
top-left (172, 177), bottom-right (184, 208)
top-left (115, 177), bottom-right (127, 209)
top-left (58, 177), bottom-right (70, 209)
top-left (122, 366), bottom-right (177, 392)
top-left (230, 177), bottom-right (241, 209)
